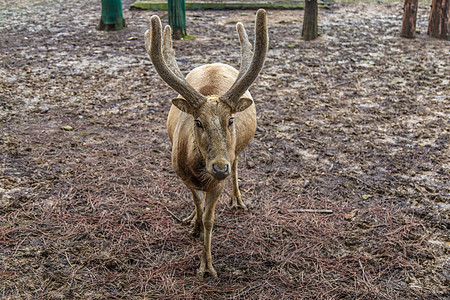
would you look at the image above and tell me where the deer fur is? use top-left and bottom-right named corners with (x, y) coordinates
top-left (145, 9), bottom-right (268, 280)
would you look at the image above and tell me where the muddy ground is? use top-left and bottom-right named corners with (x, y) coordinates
top-left (0, 0), bottom-right (449, 298)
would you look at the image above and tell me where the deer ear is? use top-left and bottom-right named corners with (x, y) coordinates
top-left (171, 97), bottom-right (194, 114)
top-left (233, 97), bottom-right (253, 113)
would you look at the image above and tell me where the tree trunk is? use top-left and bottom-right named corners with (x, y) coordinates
top-left (168, 0), bottom-right (187, 40)
top-left (401, 0), bottom-right (419, 38)
top-left (302, 0), bottom-right (318, 41)
top-left (428, 0), bottom-right (450, 39)
top-left (97, 0), bottom-right (127, 31)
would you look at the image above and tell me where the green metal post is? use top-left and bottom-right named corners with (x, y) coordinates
top-left (97, 0), bottom-right (127, 31)
top-left (168, 0), bottom-right (187, 39)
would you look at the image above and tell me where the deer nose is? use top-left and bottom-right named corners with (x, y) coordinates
top-left (212, 163), bottom-right (230, 180)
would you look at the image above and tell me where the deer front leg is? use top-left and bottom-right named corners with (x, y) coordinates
top-left (184, 189), bottom-right (204, 239)
top-left (230, 158), bottom-right (248, 210)
top-left (197, 183), bottom-right (223, 280)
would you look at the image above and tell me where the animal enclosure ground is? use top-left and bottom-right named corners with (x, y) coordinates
top-left (0, 0), bottom-right (449, 298)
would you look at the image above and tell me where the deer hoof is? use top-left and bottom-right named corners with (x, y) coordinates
top-left (230, 197), bottom-right (248, 210)
top-left (190, 227), bottom-right (204, 241)
top-left (196, 265), bottom-right (217, 281)
top-left (189, 219), bottom-right (204, 240)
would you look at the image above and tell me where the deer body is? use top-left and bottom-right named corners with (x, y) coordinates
top-left (145, 10), bottom-right (268, 279)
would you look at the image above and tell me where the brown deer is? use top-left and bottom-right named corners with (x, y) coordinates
top-left (145, 9), bottom-right (268, 280)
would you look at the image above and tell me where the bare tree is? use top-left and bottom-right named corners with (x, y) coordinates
top-left (302, 0), bottom-right (318, 41)
top-left (428, 0), bottom-right (450, 39)
top-left (401, 0), bottom-right (419, 38)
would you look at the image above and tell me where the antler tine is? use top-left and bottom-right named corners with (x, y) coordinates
top-left (236, 22), bottom-right (253, 81)
top-left (145, 15), bottom-right (205, 108)
top-left (162, 25), bottom-right (185, 79)
top-left (221, 9), bottom-right (268, 107)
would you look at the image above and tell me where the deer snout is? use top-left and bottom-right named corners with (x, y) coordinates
top-left (211, 162), bottom-right (230, 180)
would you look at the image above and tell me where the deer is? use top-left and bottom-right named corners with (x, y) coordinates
top-left (144, 9), bottom-right (268, 280)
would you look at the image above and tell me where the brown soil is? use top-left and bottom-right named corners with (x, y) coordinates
top-left (1, 0), bottom-right (449, 299)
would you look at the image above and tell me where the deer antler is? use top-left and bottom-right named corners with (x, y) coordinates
top-left (236, 22), bottom-right (253, 81)
top-left (221, 9), bottom-right (268, 109)
top-left (145, 16), bottom-right (205, 109)
top-left (162, 25), bottom-right (185, 79)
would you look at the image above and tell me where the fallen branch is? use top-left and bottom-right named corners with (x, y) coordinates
top-left (163, 205), bottom-right (182, 223)
top-left (231, 283), bottom-right (264, 299)
top-left (288, 209), bottom-right (333, 214)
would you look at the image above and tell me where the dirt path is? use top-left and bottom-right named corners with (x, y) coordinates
top-left (1, 0), bottom-right (449, 298)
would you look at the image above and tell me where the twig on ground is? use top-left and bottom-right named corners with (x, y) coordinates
top-left (297, 136), bottom-right (323, 144)
top-left (163, 205), bottom-right (182, 223)
top-left (344, 174), bottom-right (369, 186)
top-left (288, 209), bottom-right (333, 214)
top-left (230, 283), bottom-right (264, 299)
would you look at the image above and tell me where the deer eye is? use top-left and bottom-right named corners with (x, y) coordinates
top-left (228, 118), bottom-right (234, 126)
top-left (194, 120), bottom-right (203, 128)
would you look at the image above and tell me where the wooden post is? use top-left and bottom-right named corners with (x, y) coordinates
top-left (168, 0), bottom-right (187, 40)
top-left (302, 0), bottom-right (318, 41)
top-left (401, 0), bottom-right (419, 38)
top-left (428, 0), bottom-right (450, 39)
